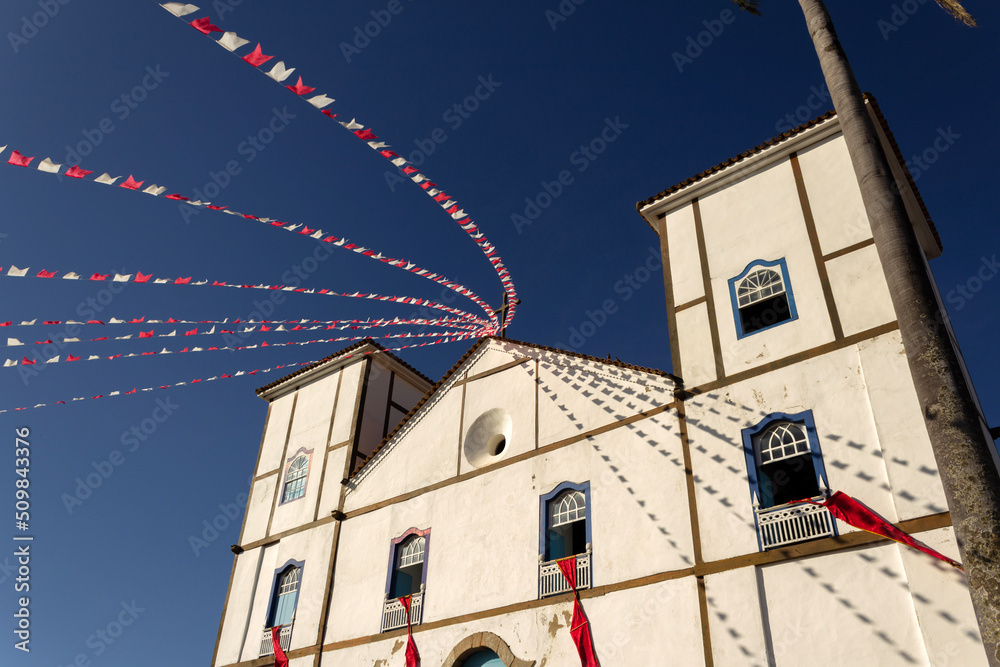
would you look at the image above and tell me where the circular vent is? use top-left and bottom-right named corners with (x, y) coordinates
top-left (464, 408), bottom-right (513, 468)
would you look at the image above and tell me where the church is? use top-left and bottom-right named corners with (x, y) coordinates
top-left (208, 97), bottom-right (992, 666)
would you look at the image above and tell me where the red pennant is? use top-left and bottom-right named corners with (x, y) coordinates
top-left (402, 166), bottom-right (419, 175)
top-left (242, 43), bottom-right (274, 67)
top-left (798, 491), bottom-right (963, 569)
top-left (0, 322), bottom-right (10, 327)
top-left (89, 273), bottom-right (109, 281)
top-left (212, 281), bottom-right (226, 286)
top-left (130, 317), bottom-right (145, 323)
top-left (91, 337), bottom-right (108, 341)
top-left (286, 76), bottom-right (315, 95)
top-left (65, 166), bottom-right (94, 179)
top-left (142, 351), bottom-right (156, 356)
top-left (557, 557), bottom-right (599, 667)
top-left (87, 320), bottom-right (104, 325)
top-left (260, 325), bottom-right (271, 332)
top-left (135, 272), bottom-right (152, 283)
top-left (67, 355), bottom-right (80, 361)
top-left (206, 205), bottom-right (227, 210)
top-left (166, 318), bottom-right (179, 323)
top-left (37, 270), bottom-right (57, 278)
top-left (433, 192), bottom-right (450, 202)
top-left (35, 339), bottom-right (52, 345)
top-left (120, 175), bottom-right (143, 190)
top-left (270, 627), bottom-right (289, 667)
top-left (42, 321), bottom-right (60, 325)
top-left (184, 329), bottom-right (197, 336)
top-left (321, 110), bottom-right (337, 118)
top-left (175, 277), bottom-right (192, 285)
top-left (125, 388), bottom-right (137, 394)
top-left (21, 357), bottom-right (35, 365)
top-left (165, 194), bottom-right (189, 201)
top-left (138, 331), bottom-right (153, 338)
top-left (380, 150), bottom-right (400, 159)
top-left (353, 128), bottom-right (377, 141)
top-left (190, 17), bottom-right (222, 34)
top-left (7, 150), bottom-right (33, 167)
top-left (300, 227), bottom-right (315, 235)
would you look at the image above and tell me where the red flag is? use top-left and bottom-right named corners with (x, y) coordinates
top-left (135, 272), bottom-right (152, 283)
top-left (67, 355), bottom-right (80, 361)
top-left (270, 627), bottom-right (288, 667)
top-left (7, 150), bottom-right (34, 167)
top-left (184, 328), bottom-right (197, 336)
top-left (65, 166), bottom-right (94, 179)
top-left (286, 76), bottom-right (315, 95)
top-left (37, 270), bottom-right (56, 278)
top-left (321, 110), bottom-right (337, 118)
top-left (400, 595), bottom-right (420, 667)
top-left (556, 557), bottom-right (599, 667)
top-left (354, 128), bottom-right (377, 141)
top-left (43, 320), bottom-right (61, 325)
top-left (90, 273), bottom-right (109, 281)
top-left (801, 492), bottom-right (963, 569)
top-left (206, 205), bottom-right (227, 210)
top-left (242, 43), bottom-right (273, 67)
top-left (402, 166), bottom-right (419, 175)
top-left (166, 318), bottom-right (178, 323)
top-left (138, 331), bottom-right (153, 338)
top-left (165, 194), bottom-right (189, 201)
top-left (0, 322), bottom-right (10, 327)
top-left (190, 16), bottom-right (222, 34)
top-left (175, 277), bottom-right (192, 285)
top-left (120, 175), bottom-right (143, 190)
top-left (21, 357), bottom-right (36, 365)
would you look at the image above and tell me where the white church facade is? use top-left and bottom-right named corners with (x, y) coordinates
top-left (210, 97), bottom-right (992, 666)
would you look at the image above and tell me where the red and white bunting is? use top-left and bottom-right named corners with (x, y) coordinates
top-left (0, 263), bottom-right (491, 325)
top-left (157, 6), bottom-right (517, 332)
top-left (2, 333), bottom-right (473, 413)
top-left (0, 143), bottom-right (497, 329)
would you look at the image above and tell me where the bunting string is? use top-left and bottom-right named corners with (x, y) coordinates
top-left (4, 328), bottom-right (477, 370)
top-left (0, 314), bottom-right (477, 330)
top-left (1, 143), bottom-right (499, 330)
top-left (2, 334), bottom-right (465, 413)
top-left (0, 264), bottom-right (491, 326)
top-left (158, 3), bottom-right (518, 332)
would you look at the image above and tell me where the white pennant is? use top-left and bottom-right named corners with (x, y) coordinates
top-left (63, 272), bottom-right (80, 280)
top-left (267, 61), bottom-right (295, 82)
top-left (3, 359), bottom-right (16, 367)
top-left (37, 158), bottom-right (61, 173)
top-left (45, 356), bottom-right (59, 364)
top-left (143, 185), bottom-right (167, 196)
top-left (95, 173), bottom-right (120, 185)
top-left (7, 339), bottom-right (23, 347)
top-left (160, 3), bottom-right (200, 17)
top-left (341, 118), bottom-right (363, 130)
top-left (112, 274), bottom-right (132, 282)
top-left (307, 94), bottom-right (334, 108)
top-left (218, 32), bottom-right (250, 51)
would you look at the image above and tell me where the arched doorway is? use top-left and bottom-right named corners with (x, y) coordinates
top-left (461, 649), bottom-right (503, 667)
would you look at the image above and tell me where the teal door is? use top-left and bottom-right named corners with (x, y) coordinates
top-left (462, 649), bottom-right (504, 667)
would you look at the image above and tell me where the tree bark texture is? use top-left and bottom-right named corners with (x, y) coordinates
top-left (798, 0), bottom-right (1000, 663)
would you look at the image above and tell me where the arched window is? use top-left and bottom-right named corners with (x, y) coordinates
top-left (461, 649), bottom-right (504, 667)
top-left (742, 411), bottom-right (829, 510)
top-left (728, 259), bottom-right (797, 338)
top-left (269, 565), bottom-right (300, 627)
top-left (547, 490), bottom-right (587, 560)
top-left (391, 534), bottom-right (426, 599)
top-left (281, 454), bottom-right (309, 503)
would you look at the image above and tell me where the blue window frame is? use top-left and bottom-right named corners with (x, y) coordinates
top-left (742, 411), bottom-right (830, 510)
top-left (384, 528), bottom-right (430, 600)
top-left (280, 449), bottom-right (312, 504)
top-left (539, 481), bottom-right (592, 561)
top-left (728, 258), bottom-right (798, 338)
top-left (266, 559), bottom-right (304, 627)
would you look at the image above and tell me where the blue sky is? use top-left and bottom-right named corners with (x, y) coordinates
top-left (0, 1), bottom-right (998, 664)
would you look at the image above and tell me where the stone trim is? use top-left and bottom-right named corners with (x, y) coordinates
top-left (442, 631), bottom-right (535, 667)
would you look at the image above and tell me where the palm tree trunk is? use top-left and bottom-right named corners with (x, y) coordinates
top-left (798, 0), bottom-right (1000, 662)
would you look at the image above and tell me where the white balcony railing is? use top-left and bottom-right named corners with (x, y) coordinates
top-left (756, 499), bottom-right (835, 549)
top-left (538, 550), bottom-right (591, 598)
top-left (258, 622), bottom-right (292, 657)
top-left (381, 590), bottom-right (423, 632)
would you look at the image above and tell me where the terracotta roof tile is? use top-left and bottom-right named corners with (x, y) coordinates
top-left (635, 94), bottom-right (942, 250)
